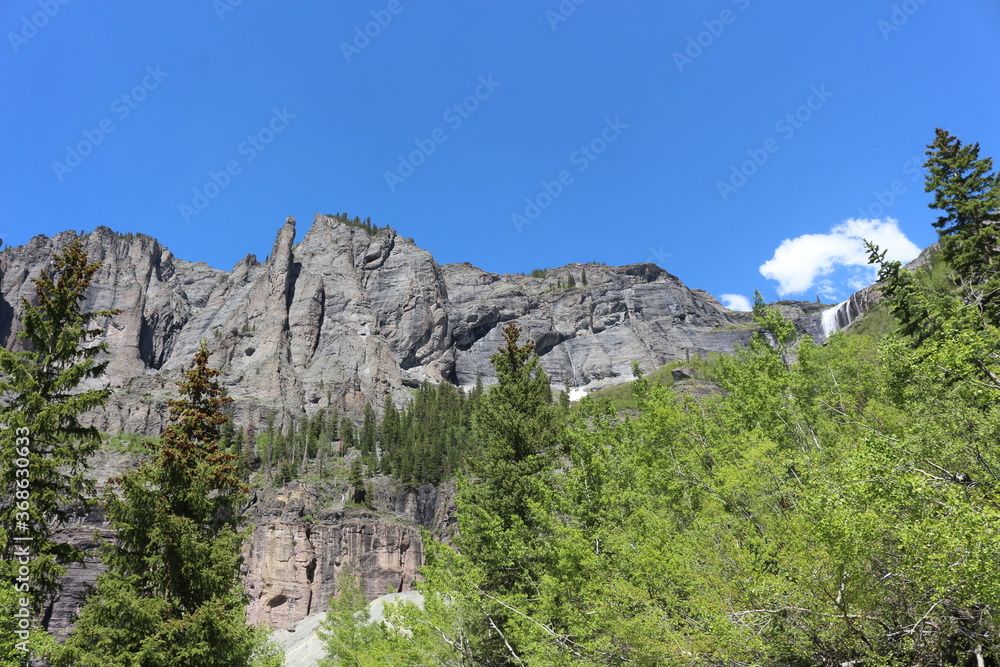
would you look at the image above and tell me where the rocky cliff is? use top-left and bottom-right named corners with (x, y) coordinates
top-left (242, 478), bottom-right (453, 629)
top-left (42, 468), bottom-right (455, 636)
top-left (0, 215), bottom-right (789, 433)
top-left (2, 216), bottom-right (887, 644)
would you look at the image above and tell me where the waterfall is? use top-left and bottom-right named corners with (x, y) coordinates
top-left (821, 301), bottom-right (847, 338)
top-left (820, 288), bottom-right (874, 338)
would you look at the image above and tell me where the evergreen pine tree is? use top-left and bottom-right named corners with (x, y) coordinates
top-left (340, 416), bottom-right (356, 453)
top-left (262, 411), bottom-right (276, 481)
top-left (239, 419), bottom-right (257, 475)
top-left (55, 342), bottom-right (277, 666)
top-left (380, 397), bottom-right (401, 476)
top-left (360, 402), bottom-right (378, 458)
top-left (325, 408), bottom-right (339, 444)
top-left (924, 128), bottom-right (1000, 322)
top-left (0, 239), bottom-right (119, 613)
top-left (455, 323), bottom-right (562, 662)
top-left (348, 458), bottom-right (366, 505)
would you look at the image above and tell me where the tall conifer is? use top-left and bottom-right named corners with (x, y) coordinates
top-left (55, 342), bottom-right (276, 665)
top-left (0, 239), bottom-right (118, 613)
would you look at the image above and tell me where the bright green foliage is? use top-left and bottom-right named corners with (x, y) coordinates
top-left (330, 324), bottom-right (562, 664)
top-left (408, 301), bottom-right (998, 664)
top-left (533, 322), bottom-right (999, 664)
top-left (751, 289), bottom-right (798, 365)
top-left (318, 571), bottom-right (385, 666)
top-left (0, 240), bottom-right (118, 614)
top-left (54, 342), bottom-right (279, 666)
top-left (318, 560), bottom-right (469, 666)
top-left (308, 131), bottom-right (1000, 665)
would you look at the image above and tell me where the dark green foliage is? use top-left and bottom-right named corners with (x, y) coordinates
top-left (581, 268), bottom-right (587, 285)
top-left (239, 419), bottom-right (257, 475)
top-left (0, 240), bottom-right (119, 613)
top-left (340, 416), bottom-right (356, 452)
top-left (529, 268), bottom-right (547, 278)
top-left (379, 397), bottom-right (401, 454)
top-left (260, 411), bottom-right (276, 481)
top-left (924, 128), bottom-right (1000, 322)
top-left (380, 381), bottom-right (478, 487)
top-left (347, 458), bottom-right (368, 507)
top-left (276, 460), bottom-right (298, 486)
top-left (330, 212), bottom-right (384, 236)
top-left (566, 273), bottom-right (576, 288)
top-left (451, 324), bottom-right (562, 663)
top-left (360, 402), bottom-right (378, 460)
top-left (54, 342), bottom-right (277, 665)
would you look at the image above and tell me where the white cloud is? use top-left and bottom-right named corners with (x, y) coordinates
top-left (721, 293), bottom-right (753, 311)
top-left (759, 218), bottom-right (921, 297)
top-left (815, 279), bottom-right (839, 302)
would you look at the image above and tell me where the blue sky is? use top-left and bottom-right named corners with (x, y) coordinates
top-left (2, 1), bottom-right (999, 309)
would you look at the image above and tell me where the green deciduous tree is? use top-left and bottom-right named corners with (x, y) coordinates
top-left (318, 558), bottom-right (470, 667)
top-left (751, 289), bottom-right (798, 366)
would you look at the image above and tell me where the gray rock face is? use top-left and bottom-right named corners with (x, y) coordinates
top-left (1, 216), bottom-right (772, 432)
top-left (40, 471), bottom-right (454, 637)
top-left (240, 478), bottom-right (454, 630)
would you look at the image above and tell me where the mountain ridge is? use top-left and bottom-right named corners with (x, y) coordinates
top-left (1, 215), bottom-right (829, 434)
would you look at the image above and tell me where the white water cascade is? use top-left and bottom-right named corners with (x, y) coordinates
top-left (820, 301), bottom-right (848, 338)
top-left (820, 290), bottom-right (872, 339)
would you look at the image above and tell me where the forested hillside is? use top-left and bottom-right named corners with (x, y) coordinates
top-left (317, 129), bottom-right (1000, 665)
top-left (1, 128), bottom-right (997, 665)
